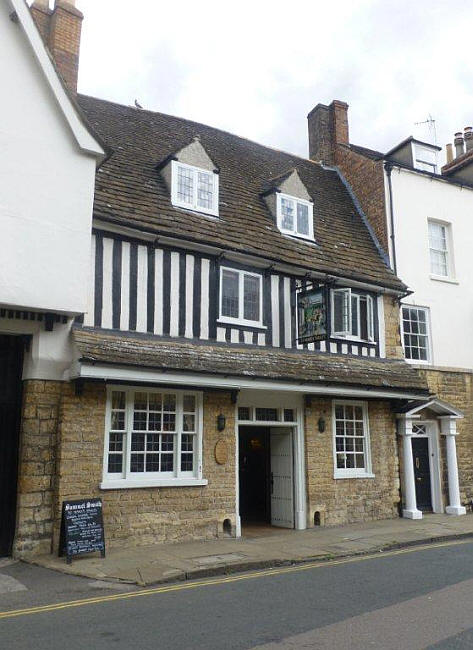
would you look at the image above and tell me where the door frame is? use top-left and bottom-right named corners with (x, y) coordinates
top-left (412, 420), bottom-right (443, 514)
top-left (235, 410), bottom-right (306, 536)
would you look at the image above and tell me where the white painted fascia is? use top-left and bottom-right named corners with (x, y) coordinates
top-left (67, 361), bottom-right (430, 401)
top-left (6, 0), bottom-right (105, 162)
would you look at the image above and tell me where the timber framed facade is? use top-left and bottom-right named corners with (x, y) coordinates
top-left (3, 1), bottom-right (469, 559)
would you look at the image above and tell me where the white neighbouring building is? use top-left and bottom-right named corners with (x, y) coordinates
top-left (0, 0), bottom-right (104, 555)
top-left (308, 100), bottom-right (473, 519)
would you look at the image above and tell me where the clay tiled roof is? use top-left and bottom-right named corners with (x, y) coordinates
top-left (349, 144), bottom-right (384, 160)
top-left (78, 95), bottom-right (405, 291)
top-left (73, 329), bottom-right (429, 394)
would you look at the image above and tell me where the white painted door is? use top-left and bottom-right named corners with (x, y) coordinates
top-left (270, 428), bottom-right (294, 528)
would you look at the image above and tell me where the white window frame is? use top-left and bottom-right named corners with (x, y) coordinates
top-left (218, 266), bottom-right (264, 327)
top-left (428, 219), bottom-right (455, 281)
top-left (400, 304), bottom-right (432, 365)
top-left (276, 192), bottom-right (314, 241)
top-left (171, 160), bottom-right (219, 217)
top-left (332, 400), bottom-right (374, 479)
top-left (101, 386), bottom-right (207, 489)
top-left (413, 143), bottom-right (438, 174)
top-left (331, 288), bottom-right (375, 342)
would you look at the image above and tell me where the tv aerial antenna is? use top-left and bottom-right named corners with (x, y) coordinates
top-left (414, 114), bottom-right (437, 144)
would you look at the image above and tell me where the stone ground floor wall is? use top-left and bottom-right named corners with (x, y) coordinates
top-left (51, 383), bottom-right (237, 552)
top-left (304, 398), bottom-right (400, 526)
top-left (14, 380), bottom-right (62, 556)
top-left (421, 368), bottom-right (473, 508)
top-left (14, 383), bottom-right (404, 557)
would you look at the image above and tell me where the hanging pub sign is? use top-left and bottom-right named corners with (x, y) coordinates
top-left (297, 286), bottom-right (327, 344)
top-left (59, 498), bottom-right (106, 564)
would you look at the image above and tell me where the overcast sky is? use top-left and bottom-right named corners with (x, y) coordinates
top-left (72, 1), bottom-right (473, 162)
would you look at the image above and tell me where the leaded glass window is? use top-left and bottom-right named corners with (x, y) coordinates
top-left (220, 267), bottom-right (262, 325)
top-left (171, 161), bottom-right (218, 216)
top-left (277, 193), bottom-right (314, 240)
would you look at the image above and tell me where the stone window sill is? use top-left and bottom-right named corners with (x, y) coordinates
top-left (333, 472), bottom-right (375, 480)
top-left (430, 275), bottom-right (459, 285)
top-left (100, 478), bottom-right (208, 490)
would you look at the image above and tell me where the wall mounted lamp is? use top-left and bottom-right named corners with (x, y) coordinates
top-left (217, 414), bottom-right (226, 432)
top-left (317, 416), bottom-right (326, 433)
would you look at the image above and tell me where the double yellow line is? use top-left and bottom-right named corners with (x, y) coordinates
top-left (0, 538), bottom-right (470, 621)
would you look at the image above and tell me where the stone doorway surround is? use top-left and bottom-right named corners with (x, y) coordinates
top-left (397, 398), bottom-right (466, 519)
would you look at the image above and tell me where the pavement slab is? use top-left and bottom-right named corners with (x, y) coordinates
top-left (22, 513), bottom-right (473, 587)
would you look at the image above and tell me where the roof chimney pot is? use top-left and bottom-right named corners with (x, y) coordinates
top-left (464, 126), bottom-right (473, 151)
top-left (454, 132), bottom-right (464, 158)
top-left (445, 143), bottom-right (453, 164)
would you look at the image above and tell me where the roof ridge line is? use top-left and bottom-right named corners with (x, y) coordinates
top-left (78, 93), bottom-right (332, 171)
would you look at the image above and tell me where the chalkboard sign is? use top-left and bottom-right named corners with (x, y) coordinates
top-left (59, 499), bottom-right (106, 564)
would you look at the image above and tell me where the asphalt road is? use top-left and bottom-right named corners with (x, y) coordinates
top-left (2, 540), bottom-right (473, 649)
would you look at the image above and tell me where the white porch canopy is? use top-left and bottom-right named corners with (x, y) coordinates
top-left (397, 398), bottom-right (465, 519)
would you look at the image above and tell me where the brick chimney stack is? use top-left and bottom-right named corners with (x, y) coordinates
top-left (307, 100), bottom-right (349, 164)
top-left (30, 0), bottom-right (84, 93)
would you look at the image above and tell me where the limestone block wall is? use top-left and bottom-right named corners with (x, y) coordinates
top-left (383, 294), bottom-right (404, 360)
top-left (52, 383), bottom-right (237, 551)
top-left (14, 380), bottom-right (62, 557)
top-left (304, 398), bottom-right (400, 526)
top-left (422, 368), bottom-right (473, 507)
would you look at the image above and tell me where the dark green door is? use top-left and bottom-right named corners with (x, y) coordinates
top-left (0, 336), bottom-right (24, 556)
top-left (412, 437), bottom-right (432, 511)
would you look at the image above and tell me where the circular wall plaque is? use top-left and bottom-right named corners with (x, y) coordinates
top-left (215, 439), bottom-right (228, 465)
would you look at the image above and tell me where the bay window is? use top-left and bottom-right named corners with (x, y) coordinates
top-left (102, 387), bottom-right (206, 488)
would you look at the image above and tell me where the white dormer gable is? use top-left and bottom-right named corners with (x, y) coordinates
top-left (263, 169), bottom-right (314, 241)
top-left (160, 137), bottom-right (219, 217)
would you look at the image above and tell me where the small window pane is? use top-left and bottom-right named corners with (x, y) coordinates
top-left (333, 290), bottom-right (348, 333)
top-left (351, 295), bottom-right (359, 336)
top-left (197, 171), bottom-right (213, 210)
top-left (183, 414), bottom-right (195, 432)
top-left (183, 395), bottom-right (196, 413)
top-left (238, 407), bottom-right (251, 421)
top-left (296, 203), bottom-right (309, 235)
top-left (108, 454), bottom-right (123, 474)
top-left (163, 394), bottom-right (176, 412)
top-left (283, 409), bottom-right (295, 422)
top-left (177, 166), bottom-right (193, 204)
top-left (112, 391), bottom-right (125, 410)
top-left (111, 412), bottom-right (125, 431)
top-left (149, 393), bottom-right (162, 412)
top-left (133, 411), bottom-right (147, 431)
top-left (221, 269), bottom-right (239, 318)
top-left (255, 408), bottom-right (279, 421)
top-left (134, 392), bottom-right (147, 410)
top-left (243, 274), bottom-right (260, 322)
top-left (281, 198), bottom-right (294, 230)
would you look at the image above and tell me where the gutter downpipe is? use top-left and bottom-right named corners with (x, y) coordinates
top-left (385, 161), bottom-right (398, 275)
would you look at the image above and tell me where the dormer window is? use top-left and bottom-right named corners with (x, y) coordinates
top-left (277, 193), bottom-right (314, 240)
top-left (414, 144), bottom-right (438, 174)
top-left (171, 161), bottom-right (219, 217)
